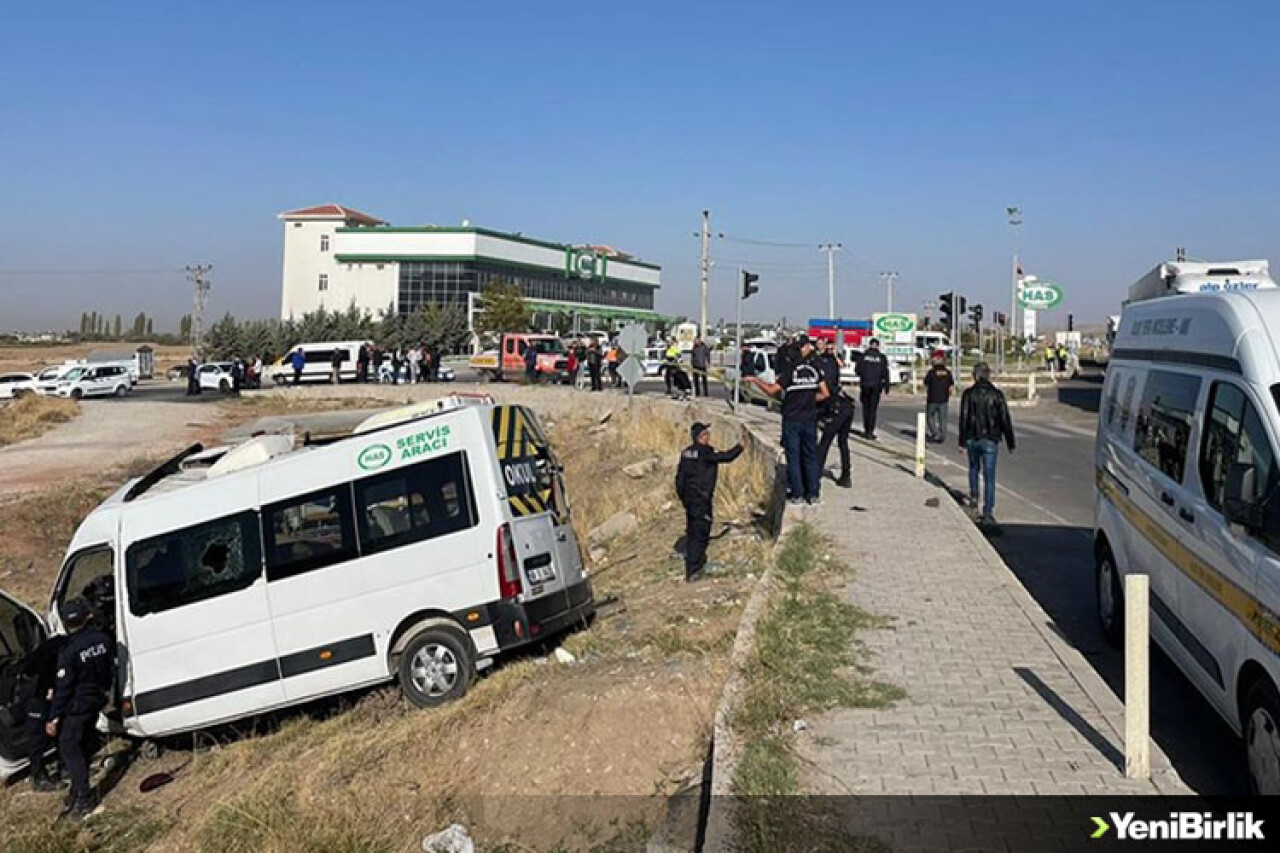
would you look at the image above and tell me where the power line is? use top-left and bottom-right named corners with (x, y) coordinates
top-left (0, 268), bottom-right (183, 275)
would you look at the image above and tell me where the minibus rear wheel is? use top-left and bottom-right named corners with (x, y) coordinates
top-left (398, 626), bottom-right (473, 709)
top-left (1096, 543), bottom-right (1123, 648)
top-left (1244, 677), bottom-right (1280, 796)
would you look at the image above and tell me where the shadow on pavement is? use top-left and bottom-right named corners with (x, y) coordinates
top-left (1056, 384), bottom-right (1102, 413)
top-left (995, 522), bottom-right (1244, 795)
top-left (1015, 667), bottom-right (1124, 771)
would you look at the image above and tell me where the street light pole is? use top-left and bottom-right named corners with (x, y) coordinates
top-left (1007, 206), bottom-right (1022, 354)
top-left (880, 270), bottom-right (899, 313)
top-left (820, 243), bottom-right (842, 318)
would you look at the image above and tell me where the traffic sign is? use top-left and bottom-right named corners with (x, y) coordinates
top-left (618, 355), bottom-right (644, 390)
top-left (619, 323), bottom-right (647, 357)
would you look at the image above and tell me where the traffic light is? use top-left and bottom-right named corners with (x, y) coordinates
top-left (956, 295), bottom-right (968, 317)
top-left (993, 311), bottom-right (1006, 327)
top-left (970, 303), bottom-right (984, 328)
top-left (939, 292), bottom-right (954, 329)
top-left (1068, 313), bottom-right (1074, 332)
top-left (742, 270), bottom-right (759, 300)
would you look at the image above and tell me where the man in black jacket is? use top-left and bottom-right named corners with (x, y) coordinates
top-left (45, 598), bottom-right (114, 819)
top-left (690, 338), bottom-right (711, 398)
top-left (855, 338), bottom-right (891, 440)
top-left (957, 362), bottom-right (1016, 525)
top-left (815, 339), bottom-right (854, 488)
top-left (675, 423), bottom-right (743, 581)
top-left (18, 632), bottom-right (68, 792)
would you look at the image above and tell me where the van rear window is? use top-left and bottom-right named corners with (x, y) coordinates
top-left (126, 512), bottom-right (262, 617)
top-left (353, 451), bottom-right (477, 555)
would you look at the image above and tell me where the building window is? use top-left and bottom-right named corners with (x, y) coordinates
top-left (320, 234), bottom-right (330, 252)
top-left (319, 274), bottom-right (328, 292)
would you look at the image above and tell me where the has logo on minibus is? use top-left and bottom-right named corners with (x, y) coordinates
top-left (357, 444), bottom-right (393, 471)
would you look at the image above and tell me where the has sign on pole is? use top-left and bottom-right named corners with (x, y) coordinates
top-left (1017, 281), bottom-right (1063, 311)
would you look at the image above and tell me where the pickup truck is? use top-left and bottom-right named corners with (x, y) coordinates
top-left (470, 333), bottom-right (572, 383)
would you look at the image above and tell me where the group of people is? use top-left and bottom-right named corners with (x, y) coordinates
top-left (564, 336), bottom-right (712, 401)
top-left (19, 595), bottom-right (115, 819)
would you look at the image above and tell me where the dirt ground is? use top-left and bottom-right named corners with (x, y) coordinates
top-left (1, 384), bottom-right (776, 852)
top-left (0, 343), bottom-right (189, 377)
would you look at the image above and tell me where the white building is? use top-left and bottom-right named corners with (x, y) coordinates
top-left (279, 203), bottom-right (662, 328)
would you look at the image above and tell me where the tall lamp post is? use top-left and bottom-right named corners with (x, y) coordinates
top-left (1006, 206), bottom-right (1022, 360)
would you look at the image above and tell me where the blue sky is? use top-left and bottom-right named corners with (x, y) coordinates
top-left (3, 0), bottom-right (1280, 330)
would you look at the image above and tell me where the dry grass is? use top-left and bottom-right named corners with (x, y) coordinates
top-left (0, 392), bottom-right (780, 852)
top-left (0, 395), bottom-right (79, 447)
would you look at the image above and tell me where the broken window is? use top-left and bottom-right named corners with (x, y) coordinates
top-left (126, 512), bottom-right (262, 616)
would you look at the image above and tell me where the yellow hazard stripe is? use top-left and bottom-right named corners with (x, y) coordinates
top-left (1097, 467), bottom-right (1280, 656)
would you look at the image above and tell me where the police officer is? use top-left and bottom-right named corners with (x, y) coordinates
top-left (855, 338), bottom-right (891, 440)
top-left (815, 339), bottom-right (854, 488)
top-left (45, 598), bottom-right (113, 818)
top-left (675, 423), bottom-right (743, 582)
top-left (17, 631), bottom-right (68, 791)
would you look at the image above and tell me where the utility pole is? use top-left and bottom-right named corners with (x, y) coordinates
top-left (820, 243), bottom-right (842, 318)
top-left (880, 271), bottom-right (899, 313)
top-left (1007, 206), bottom-right (1022, 354)
top-left (699, 210), bottom-right (711, 335)
top-left (186, 264), bottom-right (213, 356)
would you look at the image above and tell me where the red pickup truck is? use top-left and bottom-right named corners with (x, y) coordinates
top-left (470, 334), bottom-right (572, 383)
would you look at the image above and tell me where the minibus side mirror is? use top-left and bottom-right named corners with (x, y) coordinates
top-left (1225, 462), bottom-right (1264, 531)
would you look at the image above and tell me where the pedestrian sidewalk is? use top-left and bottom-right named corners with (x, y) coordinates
top-left (791, 438), bottom-right (1188, 798)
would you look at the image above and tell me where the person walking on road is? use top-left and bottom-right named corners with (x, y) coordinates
top-left (815, 339), bottom-right (854, 488)
top-left (957, 362), bottom-right (1016, 526)
top-left (675, 422), bottom-right (743, 582)
top-left (690, 337), bottom-right (711, 398)
top-left (745, 335), bottom-right (829, 505)
top-left (45, 598), bottom-right (113, 819)
top-left (290, 348), bottom-right (305, 386)
top-left (855, 338), bottom-right (891, 440)
top-left (923, 351), bottom-right (955, 443)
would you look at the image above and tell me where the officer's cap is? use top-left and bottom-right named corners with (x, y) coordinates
top-left (691, 422), bottom-right (711, 441)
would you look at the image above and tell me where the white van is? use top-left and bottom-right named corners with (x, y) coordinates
top-left (1096, 289), bottom-right (1280, 794)
top-left (268, 340), bottom-right (370, 384)
top-left (0, 396), bottom-right (592, 775)
top-left (55, 364), bottom-right (132, 399)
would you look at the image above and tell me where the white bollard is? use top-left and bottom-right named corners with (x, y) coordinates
top-left (1124, 574), bottom-right (1150, 780)
top-left (1027, 372), bottom-right (1036, 402)
top-left (915, 412), bottom-right (926, 479)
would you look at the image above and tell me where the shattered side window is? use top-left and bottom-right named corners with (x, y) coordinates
top-left (126, 512), bottom-right (261, 616)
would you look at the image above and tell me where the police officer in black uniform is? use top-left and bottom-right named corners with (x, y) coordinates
top-left (45, 597), bottom-right (114, 818)
top-left (855, 338), bottom-right (891, 440)
top-left (675, 423), bottom-right (743, 582)
top-left (18, 631), bottom-right (68, 791)
top-left (815, 339), bottom-right (854, 488)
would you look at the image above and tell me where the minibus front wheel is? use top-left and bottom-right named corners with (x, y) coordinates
top-left (398, 626), bottom-right (474, 709)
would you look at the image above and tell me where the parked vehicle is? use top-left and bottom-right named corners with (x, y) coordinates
top-left (0, 395), bottom-right (593, 777)
top-left (54, 365), bottom-right (131, 400)
top-left (674, 322), bottom-right (699, 353)
top-left (268, 341), bottom-right (370, 385)
top-left (913, 332), bottom-right (952, 360)
top-left (1096, 286), bottom-right (1280, 794)
top-left (0, 373), bottom-right (39, 399)
top-left (1127, 259), bottom-right (1277, 304)
top-left (469, 334), bottom-right (571, 383)
top-left (642, 346), bottom-right (666, 377)
top-left (198, 362), bottom-right (239, 393)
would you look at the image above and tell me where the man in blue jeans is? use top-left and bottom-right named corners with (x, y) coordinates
top-left (746, 335), bottom-right (830, 505)
top-left (957, 362), bottom-right (1016, 525)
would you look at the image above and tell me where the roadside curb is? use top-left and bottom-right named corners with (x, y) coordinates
top-left (871, 425), bottom-right (1191, 795)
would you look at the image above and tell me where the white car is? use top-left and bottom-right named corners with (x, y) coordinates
top-left (55, 365), bottom-right (131, 399)
top-left (198, 362), bottom-right (239, 393)
top-left (0, 373), bottom-right (39, 399)
top-left (642, 346), bottom-right (666, 377)
top-left (33, 364), bottom-right (81, 396)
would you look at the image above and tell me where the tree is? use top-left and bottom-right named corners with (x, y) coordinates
top-left (145, 317), bottom-right (153, 337)
top-left (474, 280), bottom-right (530, 336)
top-left (179, 314), bottom-right (192, 342)
top-left (205, 312), bottom-right (245, 359)
top-left (113, 315), bottom-right (122, 340)
top-left (79, 313), bottom-right (89, 336)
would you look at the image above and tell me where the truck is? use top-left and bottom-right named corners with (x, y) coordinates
top-left (1127, 259), bottom-right (1277, 304)
top-left (469, 333), bottom-right (571, 383)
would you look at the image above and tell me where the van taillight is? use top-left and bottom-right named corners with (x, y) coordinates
top-left (497, 523), bottom-right (521, 600)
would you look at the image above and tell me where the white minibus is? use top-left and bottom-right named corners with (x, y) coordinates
top-left (1096, 289), bottom-right (1280, 794)
top-left (268, 340), bottom-right (370, 384)
top-left (0, 395), bottom-right (592, 777)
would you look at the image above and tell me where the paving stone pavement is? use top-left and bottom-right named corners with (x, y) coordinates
top-left (792, 440), bottom-right (1188, 801)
